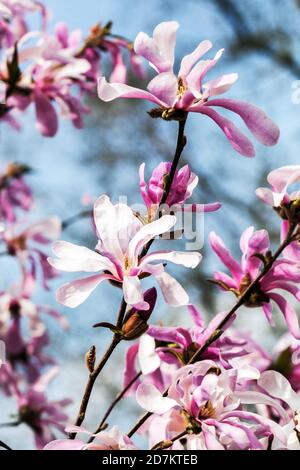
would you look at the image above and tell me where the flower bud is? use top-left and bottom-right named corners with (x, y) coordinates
top-left (121, 287), bottom-right (157, 341)
top-left (85, 345), bottom-right (96, 373)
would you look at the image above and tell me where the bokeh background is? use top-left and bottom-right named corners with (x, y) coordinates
top-left (1, 0), bottom-right (300, 449)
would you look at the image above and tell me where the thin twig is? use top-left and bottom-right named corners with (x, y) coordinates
top-left (62, 210), bottom-right (92, 230)
top-left (0, 440), bottom-right (12, 451)
top-left (151, 430), bottom-right (188, 450)
top-left (88, 371), bottom-right (142, 443)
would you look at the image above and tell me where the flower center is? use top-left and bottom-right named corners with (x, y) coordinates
top-left (177, 76), bottom-right (187, 99)
top-left (238, 273), bottom-right (270, 308)
top-left (198, 400), bottom-right (216, 420)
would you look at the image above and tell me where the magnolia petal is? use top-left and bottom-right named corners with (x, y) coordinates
top-left (140, 250), bottom-right (202, 269)
top-left (179, 40), bottom-right (212, 78)
top-left (269, 292), bottom-right (300, 339)
top-left (136, 383), bottom-right (177, 414)
top-left (154, 270), bottom-right (189, 306)
top-left (49, 241), bottom-right (115, 273)
top-left (138, 334), bottom-right (161, 375)
top-left (123, 275), bottom-right (149, 310)
top-left (56, 274), bottom-right (113, 308)
top-left (147, 72), bottom-right (178, 107)
top-left (205, 98), bottom-right (280, 146)
top-left (258, 370), bottom-right (300, 412)
top-left (34, 90), bottom-right (58, 137)
top-left (98, 77), bottom-right (163, 106)
top-left (267, 165), bottom-right (300, 192)
top-left (194, 107), bottom-right (255, 157)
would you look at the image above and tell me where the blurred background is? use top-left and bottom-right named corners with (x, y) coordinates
top-left (1, 0), bottom-right (300, 449)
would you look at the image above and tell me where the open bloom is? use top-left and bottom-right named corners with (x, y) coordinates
top-left (13, 367), bottom-right (71, 449)
top-left (0, 162), bottom-right (32, 223)
top-left (237, 370), bottom-right (300, 450)
top-left (123, 304), bottom-right (270, 396)
top-left (98, 21), bottom-right (279, 157)
top-left (3, 216), bottom-right (61, 290)
top-left (44, 425), bottom-right (137, 450)
top-left (48, 195), bottom-right (202, 309)
top-left (209, 226), bottom-right (300, 338)
top-left (139, 162), bottom-right (221, 220)
top-left (136, 361), bottom-right (286, 450)
top-left (256, 165), bottom-right (300, 210)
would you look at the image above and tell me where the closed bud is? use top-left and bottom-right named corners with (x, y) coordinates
top-left (121, 287), bottom-right (157, 341)
top-left (85, 345), bottom-right (96, 373)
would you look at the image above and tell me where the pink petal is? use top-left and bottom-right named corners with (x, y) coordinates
top-left (147, 72), bottom-right (178, 107)
top-left (153, 269), bottom-right (189, 306)
top-left (258, 370), bottom-right (300, 411)
top-left (44, 439), bottom-right (85, 450)
top-left (187, 304), bottom-right (204, 328)
top-left (203, 73), bottom-right (238, 97)
top-left (267, 165), bottom-right (300, 192)
top-left (97, 77), bottom-right (163, 106)
top-left (209, 231), bottom-right (243, 279)
top-left (205, 98), bottom-right (280, 146)
top-left (194, 106), bottom-right (255, 157)
top-left (269, 293), bottom-right (300, 339)
top-left (255, 187), bottom-right (275, 206)
top-left (138, 334), bottom-right (161, 375)
top-left (34, 90), bottom-right (58, 137)
top-left (179, 40), bottom-right (212, 78)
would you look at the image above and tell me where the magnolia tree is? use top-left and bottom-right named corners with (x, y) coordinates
top-left (0, 3), bottom-right (300, 452)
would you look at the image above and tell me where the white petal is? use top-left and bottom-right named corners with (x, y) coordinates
top-left (136, 383), bottom-right (177, 414)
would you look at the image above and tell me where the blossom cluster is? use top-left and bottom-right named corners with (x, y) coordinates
top-left (0, 13), bottom-right (300, 453)
top-left (0, 0), bottom-right (144, 136)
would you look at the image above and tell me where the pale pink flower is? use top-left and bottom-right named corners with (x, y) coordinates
top-left (0, 162), bottom-right (32, 223)
top-left (237, 370), bottom-right (300, 450)
top-left (3, 216), bottom-right (61, 289)
top-left (44, 425), bottom-right (137, 450)
top-left (272, 333), bottom-right (300, 392)
top-left (139, 162), bottom-right (221, 220)
top-left (136, 361), bottom-right (286, 450)
top-left (48, 195), bottom-right (202, 310)
top-left (209, 226), bottom-right (300, 338)
top-left (98, 21), bottom-right (279, 157)
top-left (123, 304), bottom-right (270, 396)
top-left (256, 165), bottom-right (300, 209)
top-left (12, 367), bottom-right (71, 449)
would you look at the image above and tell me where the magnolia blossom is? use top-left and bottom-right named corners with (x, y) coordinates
top-left (0, 0), bottom-right (47, 48)
top-left (237, 370), bottom-right (300, 450)
top-left (98, 21), bottom-right (279, 157)
top-left (123, 305), bottom-right (270, 395)
top-left (3, 217), bottom-right (61, 289)
top-left (256, 165), bottom-right (300, 210)
top-left (0, 162), bottom-right (32, 223)
top-left (272, 333), bottom-right (300, 392)
top-left (139, 162), bottom-right (221, 220)
top-left (209, 226), bottom-right (300, 338)
top-left (48, 195), bottom-right (202, 310)
top-left (44, 425), bottom-right (137, 450)
top-left (136, 361), bottom-right (286, 450)
top-left (11, 367), bottom-right (71, 449)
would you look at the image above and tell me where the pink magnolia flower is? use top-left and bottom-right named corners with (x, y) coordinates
top-left (272, 333), bottom-right (300, 392)
top-left (136, 361), bottom-right (286, 450)
top-left (3, 216), bottom-right (61, 289)
top-left (123, 305), bottom-right (270, 396)
top-left (1, 30), bottom-right (91, 136)
top-left (209, 226), bottom-right (300, 338)
top-left (139, 162), bottom-right (221, 220)
top-left (0, 162), bottom-right (32, 223)
top-left (48, 195), bottom-right (202, 310)
top-left (44, 425), bottom-right (137, 450)
top-left (12, 367), bottom-right (71, 449)
top-left (0, 0), bottom-right (47, 48)
top-left (98, 21), bottom-right (279, 157)
top-left (256, 165), bottom-right (300, 210)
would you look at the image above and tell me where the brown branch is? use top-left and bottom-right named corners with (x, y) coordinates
top-left (151, 430), bottom-right (188, 450)
top-left (88, 371), bottom-right (142, 443)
